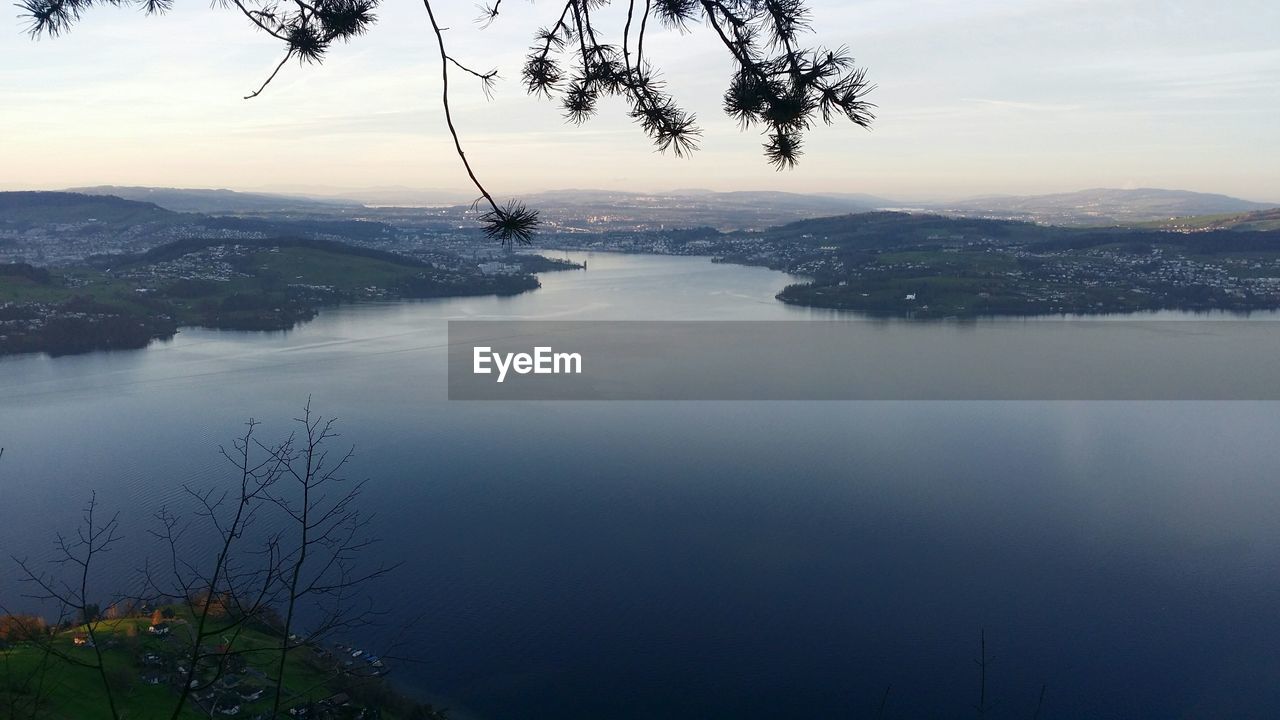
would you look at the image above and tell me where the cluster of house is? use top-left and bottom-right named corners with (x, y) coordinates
top-left (195, 670), bottom-right (268, 717)
top-left (286, 692), bottom-right (360, 718)
top-left (66, 617), bottom-right (389, 719)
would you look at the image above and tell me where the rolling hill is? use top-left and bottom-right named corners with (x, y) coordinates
top-left (0, 191), bottom-right (177, 225)
top-left (1146, 208), bottom-right (1280, 232)
top-left (934, 188), bottom-right (1277, 225)
top-left (67, 186), bottom-right (365, 214)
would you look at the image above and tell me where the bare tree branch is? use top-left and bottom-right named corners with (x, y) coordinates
top-left (12, 493), bottom-right (123, 719)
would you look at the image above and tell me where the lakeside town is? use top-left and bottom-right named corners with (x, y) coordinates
top-left (0, 235), bottom-right (565, 356)
top-left (4, 189), bottom-right (1280, 357)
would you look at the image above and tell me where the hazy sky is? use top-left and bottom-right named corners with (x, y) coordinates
top-left (2, 0), bottom-right (1278, 201)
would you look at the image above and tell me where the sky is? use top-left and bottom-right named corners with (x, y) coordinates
top-left (1, 0), bottom-right (1278, 202)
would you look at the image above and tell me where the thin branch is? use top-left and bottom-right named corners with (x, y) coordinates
top-left (422, 0), bottom-right (498, 215)
top-left (423, 0), bottom-right (537, 244)
top-left (245, 50), bottom-right (293, 99)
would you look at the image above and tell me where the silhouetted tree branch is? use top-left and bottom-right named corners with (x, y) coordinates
top-left (261, 401), bottom-right (398, 717)
top-left (3, 405), bottom-right (405, 719)
top-left (974, 626), bottom-right (992, 718)
top-left (138, 417), bottom-right (290, 718)
top-left (18, 0), bottom-right (874, 244)
top-left (11, 493), bottom-right (123, 720)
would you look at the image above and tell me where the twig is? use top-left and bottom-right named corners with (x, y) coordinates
top-left (245, 50), bottom-right (293, 99)
top-left (422, 0), bottom-right (499, 217)
top-left (876, 683), bottom-right (892, 719)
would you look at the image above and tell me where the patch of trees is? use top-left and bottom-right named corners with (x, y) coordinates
top-left (396, 272), bottom-right (540, 299)
top-left (0, 263), bottom-right (51, 284)
top-left (662, 227), bottom-right (725, 242)
top-left (0, 615), bottom-right (48, 643)
top-left (217, 292), bottom-right (284, 312)
top-left (0, 314), bottom-right (169, 357)
top-left (191, 295), bottom-right (316, 332)
top-left (61, 295), bottom-right (125, 315)
top-left (159, 278), bottom-right (225, 298)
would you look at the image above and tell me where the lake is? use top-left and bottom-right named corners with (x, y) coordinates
top-left (2, 252), bottom-right (1279, 719)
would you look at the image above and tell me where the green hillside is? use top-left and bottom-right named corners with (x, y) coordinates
top-left (1, 610), bottom-right (433, 719)
top-left (0, 238), bottom-right (539, 356)
top-left (1142, 208), bottom-right (1280, 232)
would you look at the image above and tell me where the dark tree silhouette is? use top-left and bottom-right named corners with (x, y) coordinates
top-left (137, 404), bottom-right (399, 719)
top-left (10, 494), bottom-right (124, 720)
top-left (2, 405), bottom-right (419, 720)
top-left (17, 0), bottom-right (875, 244)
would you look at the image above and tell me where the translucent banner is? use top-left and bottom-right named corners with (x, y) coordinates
top-left (447, 320), bottom-right (1280, 400)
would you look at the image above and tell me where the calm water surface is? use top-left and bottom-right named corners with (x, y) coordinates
top-left (2, 252), bottom-right (1279, 719)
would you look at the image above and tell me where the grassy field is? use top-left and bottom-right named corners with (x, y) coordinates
top-left (249, 247), bottom-right (424, 291)
top-left (875, 248), bottom-right (1018, 274)
top-left (2, 626), bottom-right (197, 720)
top-left (1, 612), bottom-right (400, 720)
top-left (0, 270), bottom-right (143, 307)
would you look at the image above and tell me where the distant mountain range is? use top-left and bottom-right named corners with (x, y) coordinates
top-left (0, 192), bottom-right (400, 265)
top-left (560, 184), bottom-right (901, 207)
top-left (454, 187), bottom-right (1278, 230)
top-left (511, 188), bottom-right (886, 231)
top-left (66, 186), bottom-right (364, 214)
top-left (929, 188), bottom-right (1277, 225)
top-left (11, 185), bottom-right (1278, 230)
top-left (528, 188), bottom-right (893, 209)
